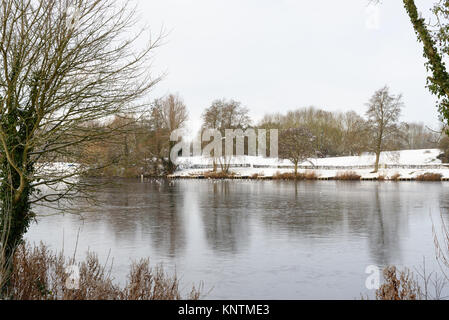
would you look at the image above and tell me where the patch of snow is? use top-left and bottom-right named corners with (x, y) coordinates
top-left (172, 149), bottom-right (449, 179)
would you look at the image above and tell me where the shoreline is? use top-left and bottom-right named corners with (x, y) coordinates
top-left (167, 173), bottom-right (449, 182)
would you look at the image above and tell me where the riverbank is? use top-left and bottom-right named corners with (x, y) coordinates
top-left (169, 149), bottom-right (449, 181)
top-left (2, 242), bottom-right (202, 300)
top-left (168, 171), bottom-right (448, 181)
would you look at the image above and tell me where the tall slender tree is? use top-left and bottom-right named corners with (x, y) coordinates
top-left (148, 94), bottom-right (188, 174)
top-left (366, 86), bottom-right (403, 173)
top-left (402, 0), bottom-right (449, 127)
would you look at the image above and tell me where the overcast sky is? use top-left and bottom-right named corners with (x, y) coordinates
top-left (136, 0), bottom-right (438, 133)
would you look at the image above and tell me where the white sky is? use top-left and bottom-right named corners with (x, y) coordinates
top-left (135, 0), bottom-right (439, 134)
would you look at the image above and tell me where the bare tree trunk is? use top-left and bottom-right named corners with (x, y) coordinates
top-left (373, 136), bottom-right (382, 173)
top-left (374, 151), bottom-right (380, 173)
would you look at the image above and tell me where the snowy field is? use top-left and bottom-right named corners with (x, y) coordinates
top-left (172, 149), bottom-right (449, 180)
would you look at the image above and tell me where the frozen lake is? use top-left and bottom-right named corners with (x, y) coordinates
top-left (26, 179), bottom-right (449, 299)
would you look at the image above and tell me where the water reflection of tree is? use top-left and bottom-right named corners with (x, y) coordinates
top-left (87, 180), bottom-right (187, 257)
top-left (437, 190), bottom-right (449, 247)
top-left (258, 182), bottom-right (404, 265)
top-left (144, 182), bottom-right (186, 257)
top-left (259, 181), bottom-right (347, 236)
top-left (364, 184), bottom-right (403, 266)
top-left (200, 181), bottom-right (250, 254)
top-left (438, 191), bottom-right (449, 222)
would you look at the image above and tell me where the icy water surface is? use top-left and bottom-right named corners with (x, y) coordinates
top-left (26, 180), bottom-right (449, 299)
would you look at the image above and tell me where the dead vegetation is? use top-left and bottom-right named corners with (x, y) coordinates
top-left (376, 266), bottom-right (421, 300)
top-left (335, 171), bottom-right (361, 181)
top-left (374, 261), bottom-right (448, 301)
top-left (272, 171), bottom-right (318, 181)
top-left (415, 173), bottom-right (443, 181)
top-left (304, 171), bottom-right (319, 180)
top-left (3, 243), bottom-right (202, 300)
top-left (375, 211), bottom-right (449, 300)
top-left (251, 173), bottom-right (265, 179)
top-left (390, 173), bottom-right (401, 181)
top-left (203, 171), bottom-right (236, 179)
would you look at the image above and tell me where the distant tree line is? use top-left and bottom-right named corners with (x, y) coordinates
top-left (259, 87), bottom-right (440, 170)
top-left (74, 93), bottom-right (188, 177)
top-left (76, 87), bottom-right (444, 178)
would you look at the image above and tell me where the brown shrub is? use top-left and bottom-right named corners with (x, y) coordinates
top-left (335, 171), bottom-right (361, 181)
top-left (415, 173), bottom-right (442, 181)
top-left (272, 171), bottom-right (318, 181)
top-left (273, 172), bottom-right (296, 180)
top-left (203, 171), bottom-right (235, 179)
top-left (304, 171), bottom-right (318, 180)
top-left (5, 243), bottom-right (202, 300)
top-left (390, 173), bottom-right (401, 181)
top-left (376, 266), bottom-right (421, 300)
top-left (377, 175), bottom-right (386, 181)
top-left (250, 173), bottom-right (264, 179)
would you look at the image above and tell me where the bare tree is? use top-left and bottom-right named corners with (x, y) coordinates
top-left (401, 122), bottom-right (439, 150)
top-left (366, 86), bottom-right (403, 173)
top-left (148, 94), bottom-right (188, 174)
top-left (0, 0), bottom-right (163, 292)
top-left (278, 128), bottom-right (316, 175)
top-left (201, 99), bottom-right (251, 172)
top-left (341, 111), bottom-right (370, 156)
top-left (202, 99), bottom-right (251, 131)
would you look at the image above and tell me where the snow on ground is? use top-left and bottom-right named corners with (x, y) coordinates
top-left (172, 149), bottom-right (449, 179)
top-left (36, 162), bottom-right (81, 177)
top-left (28, 150), bottom-right (449, 180)
top-left (302, 149), bottom-right (442, 166)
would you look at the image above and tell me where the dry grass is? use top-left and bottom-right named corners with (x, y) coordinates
top-left (390, 173), bottom-right (401, 181)
top-left (335, 171), bottom-right (361, 181)
top-left (272, 172), bottom-right (296, 180)
top-left (304, 171), bottom-right (318, 180)
top-left (373, 199), bottom-right (449, 301)
top-left (374, 261), bottom-right (448, 300)
top-left (4, 243), bottom-right (202, 300)
top-left (377, 175), bottom-right (386, 181)
top-left (203, 171), bottom-right (235, 179)
top-left (250, 173), bottom-right (264, 179)
top-left (272, 171), bottom-right (318, 181)
top-left (416, 173), bottom-right (442, 181)
top-left (376, 266), bottom-right (421, 300)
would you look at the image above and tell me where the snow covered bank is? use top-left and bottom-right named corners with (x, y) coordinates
top-left (35, 162), bottom-right (81, 177)
top-left (171, 149), bottom-right (449, 180)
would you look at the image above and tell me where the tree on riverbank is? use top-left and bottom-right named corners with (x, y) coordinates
top-left (259, 107), bottom-right (370, 157)
top-left (0, 0), bottom-right (162, 293)
top-left (366, 86), bottom-right (403, 173)
top-left (201, 99), bottom-right (251, 172)
top-left (278, 128), bottom-right (316, 175)
top-left (147, 94), bottom-right (188, 175)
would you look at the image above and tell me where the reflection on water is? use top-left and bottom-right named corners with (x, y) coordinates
top-left (26, 180), bottom-right (449, 299)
